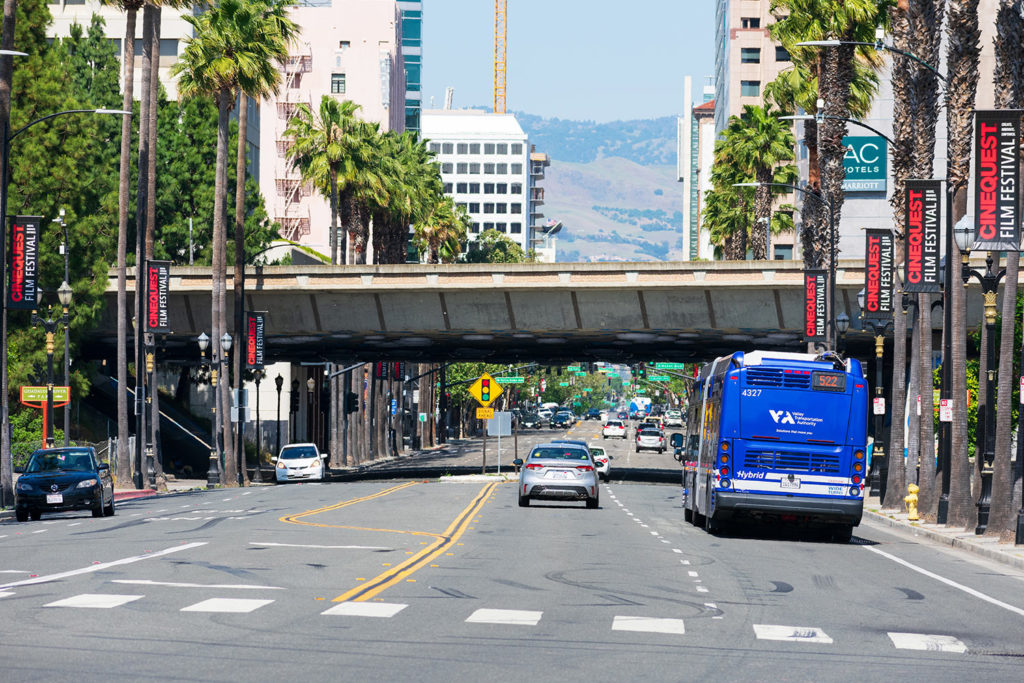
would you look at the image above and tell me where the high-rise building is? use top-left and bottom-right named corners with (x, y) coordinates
top-left (398, 1), bottom-right (423, 132)
top-left (420, 109), bottom-right (539, 254)
top-left (679, 77), bottom-right (715, 261)
top-left (260, 0), bottom-right (405, 250)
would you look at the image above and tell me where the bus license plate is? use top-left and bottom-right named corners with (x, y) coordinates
top-left (779, 478), bottom-right (801, 490)
top-left (46, 494), bottom-right (63, 504)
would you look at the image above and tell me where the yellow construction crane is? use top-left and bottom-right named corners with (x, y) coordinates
top-left (494, 0), bottom-right (507, 113)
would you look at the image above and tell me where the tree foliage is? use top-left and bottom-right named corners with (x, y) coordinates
top-left (463, 229), bottom-right (529, 264)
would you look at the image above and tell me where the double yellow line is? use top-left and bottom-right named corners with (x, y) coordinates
top-left (280, 481), bottom-right (419, 526)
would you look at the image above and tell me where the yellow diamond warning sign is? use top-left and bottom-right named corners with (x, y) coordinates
top-left (468, 372), bottom-right (503, 408)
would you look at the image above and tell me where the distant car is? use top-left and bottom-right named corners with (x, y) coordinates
top-left (513, 443), bottom-right (599, 508)
top-left (520, 413), bottom-right (544, 429)
top-left (664, 410), bottom-right (683, 427)
top-left (14, 447), bottom-right (115, 522)
top-left (274, 443), bottom-right (328, 483)
top-left (640, 416), bottom-right (664, 432)
top-left (590, 446), bottom-right (611, 481)
top-left (552, 439), bottom-right (589, 449)
top-left (551, 411), bottom-right (575, 428)
top-left (602, 420), bottom-right (627, 439)
top-left (635, 428), bottom-right (666, 453)
top-left (585, 408), bottom-right (602, 420)
top-left (537, 408), bottom-right (554, 420)
top-left (617, 411), bottom-right (629, 421)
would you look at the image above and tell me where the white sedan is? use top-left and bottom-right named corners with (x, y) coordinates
top-left (602, 420), bottom-right (627, 439)
top-left (274, 443), bottom-right (328, 483)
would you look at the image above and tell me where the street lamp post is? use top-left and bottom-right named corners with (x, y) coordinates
top-left (220, 332), bottom-right (233, 485)
top-left (835, 313), bottom-right (850, 353)
top-left (253, 369), bottom-right (263, 483)
top-left (290, 379), bottom-right (299, 443)
top-left (275, 374), bottom-right (284, 457)
top-left (198, 333), bottom-right (220, 488)
top-left (954, 223), bottom-right (1005, 535)
top-left (734, 181), bottom-right (838, 349)
top-left (52, 209), bottom-right (71, 446)
top-left (858, 288), bottom-right (893, 501)
top-left (30, 282), bottom-right (73, 447)
top-left (306, 376), bottom-right (316, 447)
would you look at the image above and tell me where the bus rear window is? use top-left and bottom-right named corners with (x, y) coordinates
top-left (811, 371), bottom-right (846, 392)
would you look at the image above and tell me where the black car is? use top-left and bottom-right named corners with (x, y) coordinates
top-left (520, 413), bottom-right (544, 429)
top-left (550, 411), bottom-right (575, 428)
top-left (585, 408), bottom-right (602, 420)
top-left (14, 447), bottom-right (115, 522)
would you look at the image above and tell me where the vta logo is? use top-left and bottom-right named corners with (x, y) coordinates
top-left (769, 410), bottom-right (796, 425)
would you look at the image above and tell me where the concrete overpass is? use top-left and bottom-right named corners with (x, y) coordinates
top-left (87, 260), bottom-right (997, 364)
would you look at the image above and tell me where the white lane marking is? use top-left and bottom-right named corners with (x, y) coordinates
top-left (612, 616), bottom-right (685, 635)
top-left (181, 598), bottom-right (274, 613)
top-left (672, 549), bottom-right (682, 554)
top-left (753, 624), bottom-right (833, 644)
top-left (650, 531), bottom-right (659, 536)
top-left (67, 523), bottom-right (81, 527)
top-left (0, 570), bottom-right (29, 574)
top-left (42, 521), bottom-right (60, 525)
top-left (45, 593), bottom-right (144, 609)
top-left (696, 586), bottom-right (709, 593)
top-left (112, 579), bottom-right (285, 590)
top-left (130, 513), bottom-right (141, 517)
top-left (322, 602), bottom-right (407, 618)
top-left (864, 545), bottom-right (1024, 618)
top-left (704, 603), bottom-right (717, 609)
top-left (249, 542), bottom-right (392, 551)
top-left (0, 535), bottom-right (6, 539)
top-left (688, 571), bottom-right (699, 578)
top-left (627, 512), bottom-right (634, 516)
top-left (660, 539), bottom-right (670, 543)
top-left (887, 632), bottom-right (968, 653)
top-left (640, 524), bottom-right (649, 528)
top-left (466, 608), bottom-right (542, 626)
top-left (681, 560), bottom-right (691, 565)
top-left (242, 492), bottom-right (253, 496)
top-left (0, 542), bottom-right (207, 590)
top-left (0, 591), bottom-right (13, 598)
top-left (221, 498), bottom-right (233, 502)
top-left (31, 530), bottom-right (47, 534)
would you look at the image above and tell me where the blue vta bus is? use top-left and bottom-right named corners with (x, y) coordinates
top-left (680, 350), bottom-right (868, 542)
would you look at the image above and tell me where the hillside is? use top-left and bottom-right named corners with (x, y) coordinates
top-left (515, 113), bottom-right (677, 166)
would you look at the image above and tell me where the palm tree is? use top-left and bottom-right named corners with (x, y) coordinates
top-left (413, 196), bottom-right (468, 264)
top-left (174, 0), bottom-right (283, 485)
top-left (944, 0), bottom-right (982, 529)
top-left (284, 96), bottom-right (363, 265)
top-left (988, 0), bottom-right (1024, 536)
top-left (0, 0), bottom-right (17, 506)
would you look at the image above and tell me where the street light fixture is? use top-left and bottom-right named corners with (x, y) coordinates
top-left (795, 34), bottom-right (948, 84)
top-left (252, 369), bottom-right (264, 483)
top-left (275, 374), bottom-right (284, 457)
top-left (858, 287), bottom-right (893, 500)
top-left (734, 181), bottom-right (838, 349)
top-left (197, 332), bottom-right (221, 488)
top-left (30, 283), bottom-right (73, 447)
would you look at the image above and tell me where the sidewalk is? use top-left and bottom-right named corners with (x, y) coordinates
top-left (113, 477), bottom-right (208, 501)
top-left (862, 493), bottom-right (1024, 571)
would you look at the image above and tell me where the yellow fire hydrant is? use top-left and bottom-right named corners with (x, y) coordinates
top-left (904, 483), bottom-right (919, 521)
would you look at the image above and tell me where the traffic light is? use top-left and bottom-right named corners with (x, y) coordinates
top-left (481, 377), bottom-right (491, 403)
top-left (344, 391), bottom-right (358, 414)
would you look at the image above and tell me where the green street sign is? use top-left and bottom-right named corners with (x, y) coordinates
top-left (559, 382), bottom-right (569, 387)
top-left (649, 375), bottom-right (671, 381)
top-left (566, 365), bottom-right (581, 372)
top-left (654, 362), bottom-right (686, 370)
top-left (496, 377), bottom-right (525, 384)
top-left (635, 388), bottom-right (647, 393)
top-left (843, 135), bottom-right (887, 192)
top-left (573, 371), bottom-right (586, 376)
top-left (583, 388), bottom-right (593, 392)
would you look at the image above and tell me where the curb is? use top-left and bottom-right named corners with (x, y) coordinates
top-left (863, 508), bottom-right (1024, 572)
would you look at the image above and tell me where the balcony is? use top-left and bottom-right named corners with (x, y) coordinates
top-left (281, 55), bottom-right (312, 74)
top-left (275, 178), bottom-right (311, 199)
top-left (530, 187), bottom-right (545, 204)
top-left (276, 139), bottom-right (294, 158)
top-left (276, 215), bottom-right (310, 241)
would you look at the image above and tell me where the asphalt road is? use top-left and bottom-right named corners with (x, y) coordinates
top-left (2, 422), bottom-right (1024, 681)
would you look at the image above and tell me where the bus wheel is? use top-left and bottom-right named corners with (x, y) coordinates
top-left (831, 524), bottom-right (853, 543)
top-left (683, 505), bottom-right (693, 523)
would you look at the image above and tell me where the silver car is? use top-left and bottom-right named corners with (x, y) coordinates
top-left (513, 443), bottom-right (600, 509)
top-left (635, 428), bottom-right (665, 453)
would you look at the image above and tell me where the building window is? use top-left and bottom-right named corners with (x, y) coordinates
top-left (469, 183), bottom-right (480, 193)
top-left (496, 183), bottom-right (507, 194)
top-left (776, 46), bottom-right (791, 62)
top-left (456, 183), bottom-right (468, 193)
top-left (63, 0), bottom-right (87, 4)
top-left (457, 143), bottom-right (468, 154)
top-left (484, 203), bottom-right (495, 214)
top-left (339, 40), bottom-right (351, 49)
top-left (470, 222), bottom-right (480, 234)
top-left (510, 203), bottom-right (522, 214)
top-left (429, 143), bottom-right (441, 154)
top-left (469, 163), bottom-right (480, 174)
top-left (740, 80), bottom-right (760, 97)
top-left (443, 183), bottom-right (453, 193)
top-left (741, 17), bottom-right (760, 29)
top-left (496, 223), bottom-right (507, 233)
top-left (457, 163), bottom-right (468, 174)
top-left (469, 202), bottom-right (480, 213)
top-left (469, 143), bottom-right (481, 154)
top-left (330, 72), bottom-right (347, 95)
top-left (495, 204), bottom-right (507, 214)
top-left (511, 143), bottom-right (523, 155)
top-left (484, 143), bottom-right (496, 154)
top-left (484, 163), bottom-right (495, 174)
top-left (773, 244), bottom-right (794, 260)
top-left (484, 222), bottom-right (495, 231)
top-left (511, 182), bottom-right (522, 194)
top-left (441, 143), bottom-right (454, 154)
top-left (510, 222), bottom-right (522, 234)
top-left (511, 163), bottom-right (523, 174)
top-left (484, 183), bottom-right (495, 194)
top-left (496, 163), bottom-right (508, 174)
top-left (457, 202), bottom-right (467, 211)
top-left (496, 143), bottom-right (508, 154)
top-left (740, 48), bottom-right (760, 64)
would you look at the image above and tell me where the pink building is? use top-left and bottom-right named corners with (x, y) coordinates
top-left (260, 0), bottom-right (406, 249)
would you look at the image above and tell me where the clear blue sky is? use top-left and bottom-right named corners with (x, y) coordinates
top-left (420, 1), bottom-right (717, 123)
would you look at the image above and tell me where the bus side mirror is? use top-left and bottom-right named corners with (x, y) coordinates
top-left (670, 433), bottom-right (684, 448)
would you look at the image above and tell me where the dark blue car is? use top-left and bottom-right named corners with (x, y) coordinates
top-left (15, 447), bottom-right (115, 522)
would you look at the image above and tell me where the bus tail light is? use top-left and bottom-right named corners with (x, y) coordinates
top-left (720, 466), bottom-right (729, 477)
top-left (854, 450), bottom-right (865, 460)
top-left (720, 479), bottom-right (730, 489)
top-left (720, 441), bottom-right (729, 452)
top-left (853, 462), bottom-right (863, 472)
top-left (852, 474), bottom-right (861, 485)
top-left (849, 487), bottom-right (861, 497)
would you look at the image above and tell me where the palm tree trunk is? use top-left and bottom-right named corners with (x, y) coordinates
top-left (0, 0), bottom-right (15, 507)
top-left (329, 171), bottom-right (339, 265)
top-left (990, 252), bottom-right (1019, 534)
top-left (948, 190), bottom-right (976, 528)
top-left (133, 4), bottom-right (153, 487)
top-left (884, 302), bottom-right (909, 509)
top-left (115, 6), bottom-right (139, 485)
top-left (918, 294), bottom-right (937, 518)
top-left (800, 119), bottom-right (822, 269)
top-left (212, 88), bottom-right (230, 484)
top-left (906, 319), bottom-right (921, 488)
top-left (752, 173), bottom-right (770, 260)
top-left (233, 93), bottom-right (248, 486)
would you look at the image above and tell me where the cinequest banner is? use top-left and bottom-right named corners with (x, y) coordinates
top-left (145, 260), bottom-right (171, 333)
top-left (803, 270), bottom-right (827, 342)
top-left (245, 311), bottom-right (266, 370)
top-left (904, 179), bottom-right (942, 293)
top-left (974, 110), bottom-right (1020, 252)
top-left (863, 229), bottom-right (894, 320)
top-left (8, 215), bottom-right (40, 310)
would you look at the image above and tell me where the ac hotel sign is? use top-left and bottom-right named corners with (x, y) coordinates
top-left (843, 136), bottom-right (888, 193)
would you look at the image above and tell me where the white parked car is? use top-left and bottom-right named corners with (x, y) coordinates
top-left (274, 443), bottom-right (328, 483)
top-left (664, 410), bottom-right (683, 427)
top-left (590, 446), bottom-right (611, 481)
top-left (635, 428), bottom-right (665, 453)
top-left (602, 419), bottom-right (627, 439)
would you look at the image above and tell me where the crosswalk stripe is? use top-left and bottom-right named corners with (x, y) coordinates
top-left (465, 608), bottom-right (542, 625)
top-left (45, 593), bottom-right (144, 609)
top-left (612, 616), bottom-right (685, 635)
top-left (888, 632), bottom-right (967, 653)
top-left (753, 624), bottom-right (833, 644)
top-left (180, 598), bottom-right (274, 613)
top-left (0, 591), bottom-right (14, 599)
top-left (322, 602), bottom-right (407, 618)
